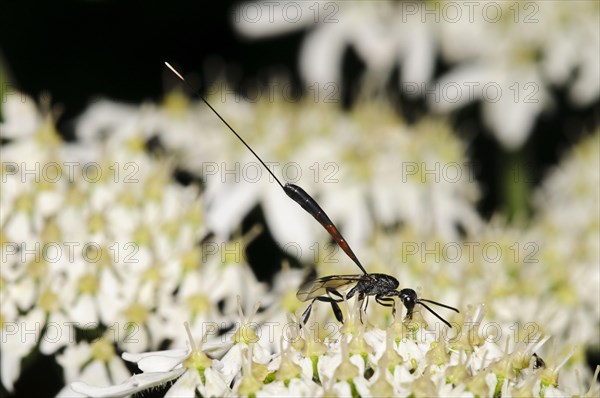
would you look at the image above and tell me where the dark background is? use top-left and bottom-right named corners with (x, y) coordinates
top-left (1, 1), bottom-right (598, 397)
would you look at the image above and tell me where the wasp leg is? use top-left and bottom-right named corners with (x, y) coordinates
top-left (346, 285), bottom-right (359, 300)
top-left (356, 292), bottom-right (367, 323)
top-left (311, 296), bottom-right (344, 323)
top-left (375, 295), bottom-right (396, 318)
top-left (301, 302), bottom-right (314, 326)
top-left (325, 288), bottom-right (344, 323)
top-left (326, 287), bottom-right (344, 300)
top-left (364, 296), bottom-right (371, 323)
top-left (302, 289), bottom-right (345, 325)
top-left (330, 299), bottom-right (343, 323)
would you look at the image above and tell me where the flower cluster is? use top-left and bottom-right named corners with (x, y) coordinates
top-left (71, 303), bottom-right (599, 397)
top-left (233, 0), bottom-right (599, 149)
top-left (1, 94), bottom-right (265, 393)
top-left (1, 91), bottom-right (598, 397)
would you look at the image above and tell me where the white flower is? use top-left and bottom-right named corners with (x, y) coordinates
top-left (1, 95), bottom-right (270, 391)
top-left (234, 1), bottom-right (437, 95)
top-left (70, 369), bottom-right (185, 398)
top-left (75, 100), bottom-right (142, 144)
top-left (58, 337), bottom-right (132, 396)
top-left (68, 301), bottom-right (594, 397)
top-left (538, 1), bottom-right (600, 106)
top-left (4, 67), bottom-right (597, 397)
top-left (70, 323), bottom-right (230, 398)
top-left (430, 62), bottom-right (549, 150)
top-left (235, 1), bottom-right (599, 150)
top-left (0, 93), bottom-right (41, 139)
top-left (434, 1), bottom-right (599, 149)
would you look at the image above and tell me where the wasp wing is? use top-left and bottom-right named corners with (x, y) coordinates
top-left (296, 274), bottom-right (366, 301)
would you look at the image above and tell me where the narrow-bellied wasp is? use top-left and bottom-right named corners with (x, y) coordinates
top-left (165, 62), bottom-right (459, 327)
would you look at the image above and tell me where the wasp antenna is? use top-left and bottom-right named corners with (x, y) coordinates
top-left (164, 62), bottom-right (185, 81)
top-left (417, 301), bottom-right (453, 328)
top-left (418, 298), bottom-right (460, 313)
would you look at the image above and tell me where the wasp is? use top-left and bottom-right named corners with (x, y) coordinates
top-left (297, 273), bottom-right (459, 327)
top-left (166, 62), bottom-right (460, 327)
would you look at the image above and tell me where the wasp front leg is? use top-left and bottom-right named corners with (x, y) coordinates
top-left (375, 295), bottom-right (396, 318)
top-left (356, 292), bottom-right (369, 323)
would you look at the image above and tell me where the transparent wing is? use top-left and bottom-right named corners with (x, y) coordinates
top-left (296, 274), bottom-right (366, 301)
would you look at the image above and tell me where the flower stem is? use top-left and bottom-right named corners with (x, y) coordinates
top-left (501, 148), bottom-right (532, 221)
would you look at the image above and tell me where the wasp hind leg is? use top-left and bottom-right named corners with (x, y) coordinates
top-left (326, 288), bottom-right (344, 323)
top-left (301, 302), bottom-right (314, 326)
top-left (304, 296), bottom-right (344, 323)
top-left (302, 288), bottom-right (345, 325)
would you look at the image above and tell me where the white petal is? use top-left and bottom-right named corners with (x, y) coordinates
top-left (109, 355), bottom-right (136, 384)
top-left (484, 372), bottom-right (498, 397)
top-left (257, 381), bottom-right (288, 397)
top-left (96, 271), bottom-right (123, 324)
top-left (287, 378), bottom-right (322, 397)
top-left (316, 353), bottom-right (341, 381)
top-left (70, 368), bottom-right (185, 398)
top-left (11, 276), bottom-right (38, 310)
top-left (332, 381), bottom-right (353, 397)
top-left (204, 180), bottom-right (261, 239)
top-left (320, 185), bottom-right (372, 250)
top-left (541, 32), bottom-right (577, 85)
top-left (262, 187), bottom-right (319, 263)
top-left (482, 82), bottom-right (545, 150)
top-left (164, 370), bottom-right (199, 398)
top-left (300, 23), bottom-right (348, 87)
top-left (74, 360), bottom-right (113, 392)
top-left (353, 375), bottom-right (371, 398)
top-left (371, 181), bottom-right (400, 226)
top-left (233, 1), bottom-right (314, 38)
top-left (36, 189), bottom-right (65, 217)
top-left (401, 23), bottom-right (436, 87)
top-left (0, 93), bottom-right (39, 138)
top-left (4, 211), bottom-right (36, 249)
top-left (119, 327), bottom-right (151, 355)
top-left (201, 368), bottom-right (231, 397)
top-left (570, 49), bottom-right (600, 106)
top-left (122, 348), bottom-right (190, 372)
top-left (75, 100), bottom-right (139, 142)
top-left (216, 344), bottom-right (243, 385)
top-left (39, 311), bottom-right (73, 355)
top-left (429, 64), bottom-right (490, 112)
top-left (69, 294), bottom-right (99, 325)
top-left (351, 16), bottom-right (397, 80)
top-left (0, 346), bottom-right (22, 392)
top-left (56, 342), bottom-right (93, 383)
top-left (55, 384), bottom-right (88, 398)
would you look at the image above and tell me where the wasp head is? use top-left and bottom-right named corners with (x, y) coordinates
top-left (397, 288), bottom-right (418, 316)
top-left (392, 288), bottom-right (459, 328)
